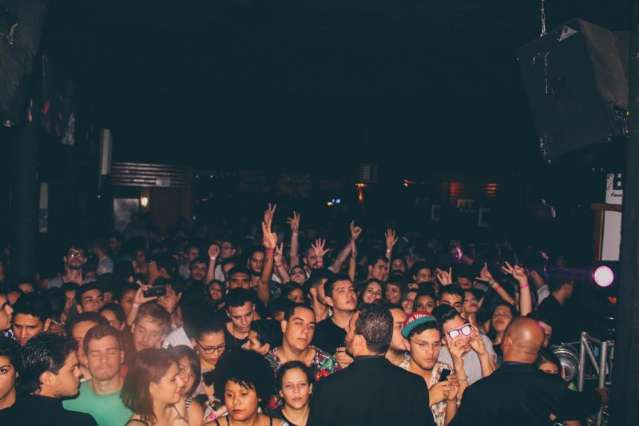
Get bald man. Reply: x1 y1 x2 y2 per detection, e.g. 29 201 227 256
450 318 602 426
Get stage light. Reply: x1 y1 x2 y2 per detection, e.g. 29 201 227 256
593 265 614 288
552 344 579 383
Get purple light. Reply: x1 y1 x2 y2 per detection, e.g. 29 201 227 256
593 266 614 288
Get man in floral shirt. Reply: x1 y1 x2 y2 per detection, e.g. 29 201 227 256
400 313 465 426
266 305 339 380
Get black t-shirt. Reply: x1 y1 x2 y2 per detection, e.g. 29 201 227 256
536 295 572 346
312 317 346 355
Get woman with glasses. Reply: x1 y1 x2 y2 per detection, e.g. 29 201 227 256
206 350 288 426
121 348 188 426
190 313 229 423
170 345 205 426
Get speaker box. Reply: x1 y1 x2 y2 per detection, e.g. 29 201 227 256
517 19 629 161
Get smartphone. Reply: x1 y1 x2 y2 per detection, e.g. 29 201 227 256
440 368 452 381
143 285 166 298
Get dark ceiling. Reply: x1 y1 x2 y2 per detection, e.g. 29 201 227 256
44 0 633 174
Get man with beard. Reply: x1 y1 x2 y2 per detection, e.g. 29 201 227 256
47 244 88 288
385 307 408 366
63 325 132 426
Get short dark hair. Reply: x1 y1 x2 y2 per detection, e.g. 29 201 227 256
432 304 461 327
12 293 50 322
152 253 177 277
324 274 352 298
0 335 20 368
228 266 251 279
117 283 138 302
121 348 176 423
276 360 314 390
387 274 408 290
100 303 126 324
355 305 393 354
18 333 78 395
75 283 103 305
439 284 464 302
225 288 254 309
83 324 122 355
367 254 389 268
250 319 283 348
283 304 314 322
190 257 208 270
135 302 171 333
169 345 201 396
306 269 334 290
66 312 108 337
44 288 66 322
213 349 274 404
192 311 227 341
411 262 433 281
268 297 295 318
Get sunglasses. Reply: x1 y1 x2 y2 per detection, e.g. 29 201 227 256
447 324 472 339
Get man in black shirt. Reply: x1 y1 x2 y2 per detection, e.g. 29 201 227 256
308 305 435 426
450 317 601 426
312 274 356 361
536 273 575 346
225 288 256 348
10 333 97 426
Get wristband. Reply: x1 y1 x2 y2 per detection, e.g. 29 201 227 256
519 283 529 289
132 303 140 308
265 248 275 255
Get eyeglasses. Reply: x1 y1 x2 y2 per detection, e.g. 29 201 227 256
447 324 472 339
196 341 226 354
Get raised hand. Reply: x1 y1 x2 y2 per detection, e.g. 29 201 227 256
311 238 329 259
469 327 487 356
448 336 469 361
262 219 278 250
134 283 159 306
476 262 494 283
208 243 220 259
501 261 527 283
287 211 301 233
385 228 398 251
263 203 277 228
274 243 285 267
436 267 453 286
350 221 363 241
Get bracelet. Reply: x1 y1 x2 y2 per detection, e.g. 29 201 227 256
265 248 275 255
519 283 529 289
132 303 140 308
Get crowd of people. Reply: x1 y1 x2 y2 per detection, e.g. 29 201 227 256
0 204 607 425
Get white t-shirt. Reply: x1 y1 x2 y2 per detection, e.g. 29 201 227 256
162 326 192 349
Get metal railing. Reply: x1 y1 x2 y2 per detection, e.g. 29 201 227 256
578 332 614 426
